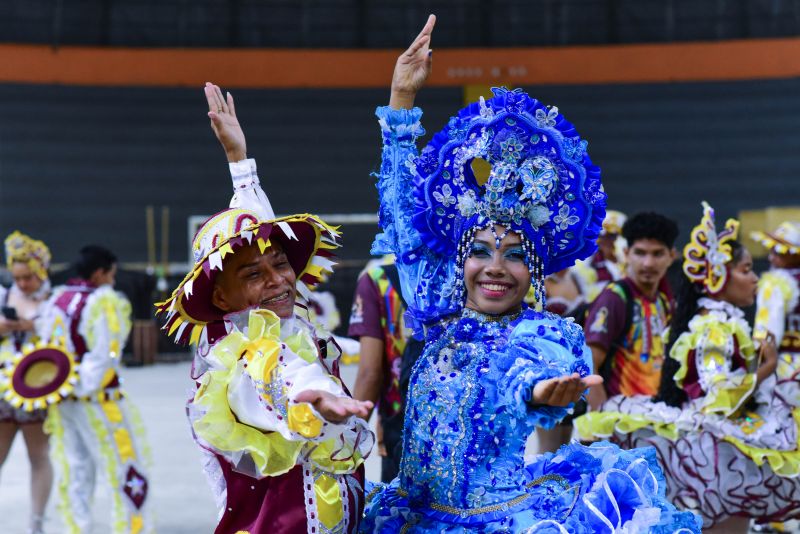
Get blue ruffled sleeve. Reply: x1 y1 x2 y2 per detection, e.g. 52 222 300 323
373 106 460 335
496 315 593 429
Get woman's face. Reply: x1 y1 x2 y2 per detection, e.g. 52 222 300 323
464 226 531 315
717 248 758 308
11 261 43 296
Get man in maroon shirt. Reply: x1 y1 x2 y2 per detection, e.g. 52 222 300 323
585 212 678 409
348 261 410 481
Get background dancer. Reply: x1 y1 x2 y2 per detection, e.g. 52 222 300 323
0 232 53 534
577 202 800 532
752 221 800 402
40 245 152 534
573 210 628 302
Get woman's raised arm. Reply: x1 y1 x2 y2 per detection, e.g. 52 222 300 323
389 14 435 110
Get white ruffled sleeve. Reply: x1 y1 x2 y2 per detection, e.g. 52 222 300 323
73 287 132 397
754 270 800 345
228 158 275 220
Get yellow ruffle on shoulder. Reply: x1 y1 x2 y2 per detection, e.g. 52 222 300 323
671 314 757 416
192 309 366 477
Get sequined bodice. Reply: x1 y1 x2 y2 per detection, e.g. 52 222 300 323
398 308 590 511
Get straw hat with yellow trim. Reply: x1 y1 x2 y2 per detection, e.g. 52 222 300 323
751 221 800 256
156 208 340 346
601 210 627 237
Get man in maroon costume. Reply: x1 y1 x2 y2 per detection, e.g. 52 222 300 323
158 84 373 534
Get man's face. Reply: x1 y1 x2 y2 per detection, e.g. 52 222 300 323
769 251 800 269
597 234 617 260
211 241 297 318
624 238 675 288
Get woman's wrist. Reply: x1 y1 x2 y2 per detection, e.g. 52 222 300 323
389 90 417 110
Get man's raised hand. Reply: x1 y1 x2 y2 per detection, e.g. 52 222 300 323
205 82 247 163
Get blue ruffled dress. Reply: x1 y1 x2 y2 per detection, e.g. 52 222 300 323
360 105 700 533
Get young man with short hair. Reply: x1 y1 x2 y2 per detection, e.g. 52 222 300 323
585 212 678 409
348 259 412 482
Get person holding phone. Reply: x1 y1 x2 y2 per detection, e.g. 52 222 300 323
0 231 53 534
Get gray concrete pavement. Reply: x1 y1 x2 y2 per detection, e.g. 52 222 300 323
0 362 379 533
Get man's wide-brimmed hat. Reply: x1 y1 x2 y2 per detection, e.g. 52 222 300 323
601 210 627 237
751 221 800 256
156 208 339 345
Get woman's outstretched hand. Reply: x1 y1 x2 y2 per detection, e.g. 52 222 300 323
294 390 374 424
532 373 603 407
204 82 247 163
390 14 436 110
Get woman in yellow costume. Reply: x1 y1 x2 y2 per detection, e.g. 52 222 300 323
576 202 800 532
0 231 53 534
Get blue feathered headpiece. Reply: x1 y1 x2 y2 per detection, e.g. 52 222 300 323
411 87 606 276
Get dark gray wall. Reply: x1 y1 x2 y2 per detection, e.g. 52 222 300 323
1 78 799 270
2 0 798 48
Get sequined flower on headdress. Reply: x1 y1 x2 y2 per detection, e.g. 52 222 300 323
412 87 605 276
683 201 740 295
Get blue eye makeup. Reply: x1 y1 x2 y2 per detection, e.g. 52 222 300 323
469 243 493 258
504 247 526 262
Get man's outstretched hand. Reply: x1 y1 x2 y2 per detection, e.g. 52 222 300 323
205 82 247 163
294 390 374 424
532 373 603 407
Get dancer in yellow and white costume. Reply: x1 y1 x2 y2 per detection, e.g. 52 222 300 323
39 246 152 534
576 203 800 530
753 222 800 403
571 209 627 302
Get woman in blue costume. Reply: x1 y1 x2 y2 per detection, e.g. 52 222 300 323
359 15 700 534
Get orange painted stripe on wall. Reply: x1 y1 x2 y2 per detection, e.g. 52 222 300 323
1 38 799 88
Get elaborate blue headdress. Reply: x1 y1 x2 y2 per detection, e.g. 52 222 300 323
411 87 606 303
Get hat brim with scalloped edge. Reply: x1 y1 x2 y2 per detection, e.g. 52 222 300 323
3 342 78 412
751 229 800 256
156 212 339 346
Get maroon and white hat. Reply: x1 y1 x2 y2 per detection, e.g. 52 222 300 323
156 208 339 345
